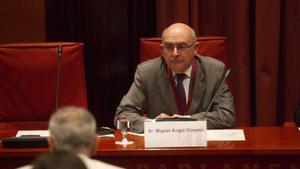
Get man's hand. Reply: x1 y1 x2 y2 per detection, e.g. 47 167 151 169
155 113 191 119
155 113 172 119
172 114 191 118
171 114 181 118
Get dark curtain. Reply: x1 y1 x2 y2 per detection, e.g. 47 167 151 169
45 0 300 127
45 0 156 127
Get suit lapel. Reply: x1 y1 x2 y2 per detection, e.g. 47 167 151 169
187 59 206 114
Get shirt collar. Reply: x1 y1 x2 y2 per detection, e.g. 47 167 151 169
172 65 192 78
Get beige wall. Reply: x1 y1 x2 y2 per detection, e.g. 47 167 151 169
0 0 45 43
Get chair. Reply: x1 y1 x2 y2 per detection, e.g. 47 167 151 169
140 36 229 66
0 42 87 130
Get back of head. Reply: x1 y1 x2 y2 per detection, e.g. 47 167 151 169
49 106 97 154
33 151 87 169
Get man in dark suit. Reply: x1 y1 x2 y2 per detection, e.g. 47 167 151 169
115 23 236 133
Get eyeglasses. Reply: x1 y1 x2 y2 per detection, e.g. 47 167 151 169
161 42 196 53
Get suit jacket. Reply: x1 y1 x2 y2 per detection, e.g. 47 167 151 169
115 55 235 133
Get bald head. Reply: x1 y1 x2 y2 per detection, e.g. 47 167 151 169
162 23 196 43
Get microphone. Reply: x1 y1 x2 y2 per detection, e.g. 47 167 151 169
55 45 63 110
203 68 231 119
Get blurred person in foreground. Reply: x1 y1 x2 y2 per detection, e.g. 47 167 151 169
18 106 124 169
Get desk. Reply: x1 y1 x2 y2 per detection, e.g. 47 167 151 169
1 127 300 169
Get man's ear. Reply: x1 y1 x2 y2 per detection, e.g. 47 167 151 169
47 137 54 152
193 42 198 55
160 44 164 50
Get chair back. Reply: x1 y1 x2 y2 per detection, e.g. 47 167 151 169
140 36 229 66
0 42 87 129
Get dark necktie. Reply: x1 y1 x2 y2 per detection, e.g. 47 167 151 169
176 74 186 113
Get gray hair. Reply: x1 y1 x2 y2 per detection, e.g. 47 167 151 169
49 106 97 153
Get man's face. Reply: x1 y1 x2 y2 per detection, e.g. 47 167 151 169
161 31 197 74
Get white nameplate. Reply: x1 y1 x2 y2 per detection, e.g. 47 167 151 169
144 120 207 148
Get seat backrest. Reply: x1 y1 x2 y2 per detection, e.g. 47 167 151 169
140 36 229 66
0 42 87 123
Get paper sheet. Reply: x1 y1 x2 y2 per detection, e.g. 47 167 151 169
16 130 49 137
98 134 114 138
16 130 114 138
207 129 245 141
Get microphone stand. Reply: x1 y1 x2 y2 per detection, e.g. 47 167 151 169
55 45 63 110
203 68 231 119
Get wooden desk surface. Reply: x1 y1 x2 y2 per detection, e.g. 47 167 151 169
1 127 300 169
97 127 300 156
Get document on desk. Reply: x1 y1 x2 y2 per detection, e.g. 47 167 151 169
129 129 245 141
96 127 115 138
207 129 245 141
16 130 49 137
16 129 114 138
